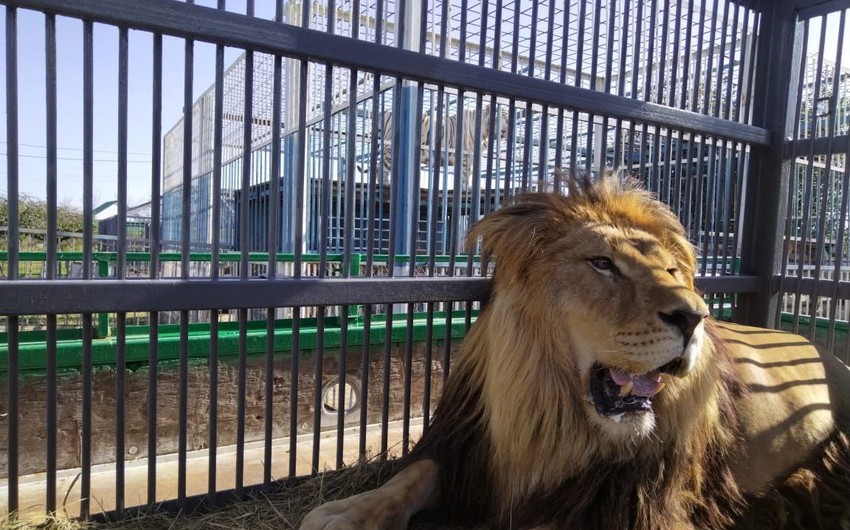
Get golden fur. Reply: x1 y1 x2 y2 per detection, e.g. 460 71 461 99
301 173 850 530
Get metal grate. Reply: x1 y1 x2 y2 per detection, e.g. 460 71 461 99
0 0 830 523
776 4 850 360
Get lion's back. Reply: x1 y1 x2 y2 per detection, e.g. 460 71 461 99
713 320 850 493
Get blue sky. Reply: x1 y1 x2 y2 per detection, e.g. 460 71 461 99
0 1 269 209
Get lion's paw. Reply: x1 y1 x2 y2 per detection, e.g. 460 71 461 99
299 490 409 530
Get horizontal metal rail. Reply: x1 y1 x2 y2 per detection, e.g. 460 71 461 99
0 277 490 314
784 135 850 158
3 0 771 147
779 275 850 300
0 275 756 315
796 0 850 20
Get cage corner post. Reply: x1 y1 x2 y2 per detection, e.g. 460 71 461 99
735 0 801 328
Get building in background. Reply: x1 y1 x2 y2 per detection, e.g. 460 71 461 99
160 0 772 259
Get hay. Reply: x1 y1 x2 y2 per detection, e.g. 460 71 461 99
3 458 476 530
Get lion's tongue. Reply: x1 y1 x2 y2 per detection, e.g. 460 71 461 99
609 367 664 397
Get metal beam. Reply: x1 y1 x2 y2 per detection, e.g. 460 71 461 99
3 0 771 146
796 0 850 20
0 277 491 315
0 275 754 316
780 275 850 300
735 1 801 328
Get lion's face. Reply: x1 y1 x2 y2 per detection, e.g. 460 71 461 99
469 175 709 441
546 221 709 438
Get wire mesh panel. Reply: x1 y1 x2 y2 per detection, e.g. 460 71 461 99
776 4 850 361
0 0 780 523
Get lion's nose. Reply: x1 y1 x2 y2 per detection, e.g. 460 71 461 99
658 309 705 344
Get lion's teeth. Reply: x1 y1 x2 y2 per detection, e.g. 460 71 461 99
619 381 634 396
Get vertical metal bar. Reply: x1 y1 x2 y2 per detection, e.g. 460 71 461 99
544 0 555 81
358 0 381 468
235 1 255 494
236 308 247 491
382 81 404 456
626 0 643 174
701 0 719 115
613 0 630 167
713 0 730 119
151 32 162 276
459 0 469 63
5 7 18 290
420 300 434 433
289 305 300 474
691 0 706 113
115 312 127 515
791 20 817 332
733 8 751 123
642 0 657 190
510 0 521 75
680 0 694 111
6 316 19 515
118 27 128 279
402 298 414 456
212 48 224 277
80 313 92 518
147 311 158 506
264 0 285 486
412 84 425 267
242 52 254 274
289 0 311 474
182 40 193 275
338 13 360 467
45 14 57 280
440 0 449 59
46 313 57 515
505 100 516 198
599 0 616 166
575 0 587 86
742 9 761 124
805 16 836 341
358 303 371 460
669 0 682 109
403 83 425 455
175 22 195 505
729 139 746 271
825 9 847 350
555 0 569 179
288 8 310 481
723 4 740 122
380 298 393 455
79 20 93 516
113 26 130 517
83 21 93 280
313 0 336 473
699 137 716 276
711 140 728 277
44 13 58 516
468 92 483 273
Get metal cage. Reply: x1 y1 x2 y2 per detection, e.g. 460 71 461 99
0 0 848 523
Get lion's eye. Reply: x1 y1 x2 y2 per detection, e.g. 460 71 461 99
589 257 617 273
667 267 679 277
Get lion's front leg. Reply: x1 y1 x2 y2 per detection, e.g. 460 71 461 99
299 459 441 530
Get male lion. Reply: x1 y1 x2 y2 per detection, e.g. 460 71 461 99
302 174 850 529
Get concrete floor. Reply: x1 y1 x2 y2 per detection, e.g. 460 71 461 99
1 419 422 523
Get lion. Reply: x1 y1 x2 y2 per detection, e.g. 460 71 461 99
301 173 850 529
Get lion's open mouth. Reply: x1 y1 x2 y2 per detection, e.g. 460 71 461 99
589 363 666 417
